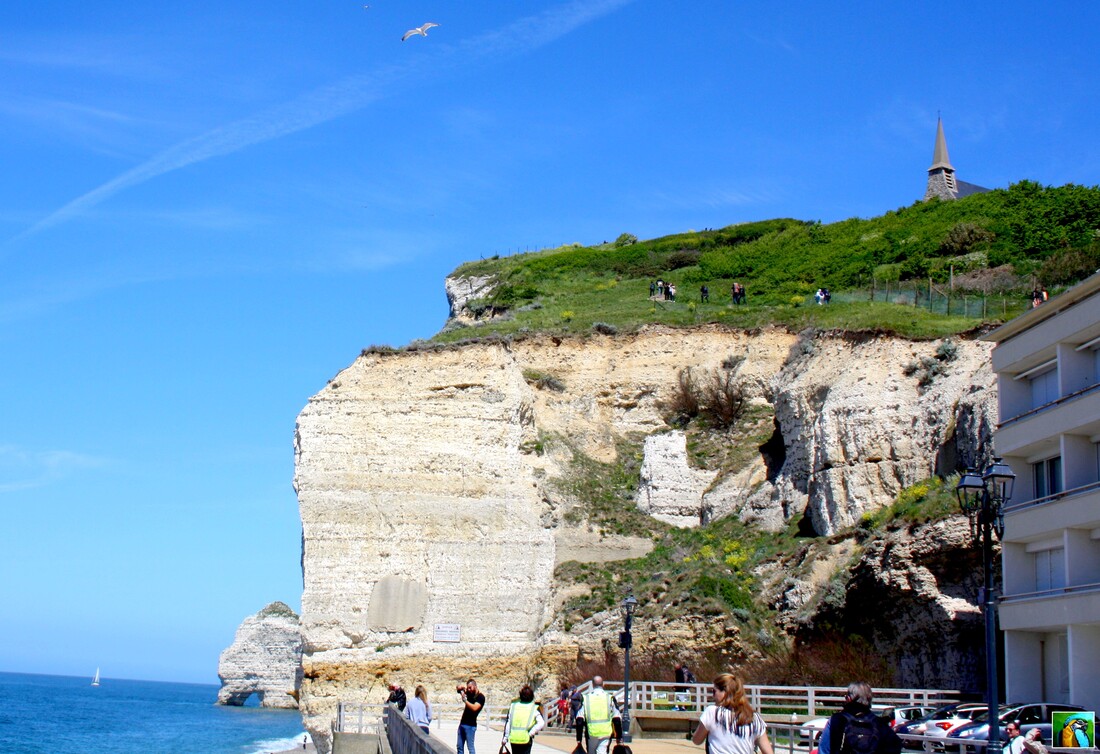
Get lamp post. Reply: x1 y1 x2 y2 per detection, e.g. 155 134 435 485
955 457 1015 750
618 594 638 743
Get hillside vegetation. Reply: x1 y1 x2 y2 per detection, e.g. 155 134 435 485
436 181 1100 342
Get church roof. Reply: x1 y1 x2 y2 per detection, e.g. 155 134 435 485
928 117 954 172
955 180 990 198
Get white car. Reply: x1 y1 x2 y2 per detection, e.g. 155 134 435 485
799 705 894 746
909 704 992 752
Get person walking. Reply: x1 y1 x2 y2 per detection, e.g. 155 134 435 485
405 685 432 735
575 676 623 754
569 686 583 730
700 285 710 303
692 673 772 754
503 685 546 754
457 678 486 754
816 682 901 754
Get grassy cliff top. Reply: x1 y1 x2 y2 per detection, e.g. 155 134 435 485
435 181 1100 342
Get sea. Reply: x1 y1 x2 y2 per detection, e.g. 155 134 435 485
0 672 309 754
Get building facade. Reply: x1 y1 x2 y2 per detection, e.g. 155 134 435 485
985 272 1100 713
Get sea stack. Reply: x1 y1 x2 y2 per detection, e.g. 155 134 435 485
217 601 303 709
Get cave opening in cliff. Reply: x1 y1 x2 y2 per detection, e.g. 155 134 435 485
759 416 786 481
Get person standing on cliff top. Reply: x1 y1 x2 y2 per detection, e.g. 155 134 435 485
457 678 486 754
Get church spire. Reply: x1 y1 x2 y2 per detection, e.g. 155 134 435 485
924 117 958 201
929 117 954 172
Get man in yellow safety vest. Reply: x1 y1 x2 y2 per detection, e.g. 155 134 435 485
574 676 623 754
503 685 546 754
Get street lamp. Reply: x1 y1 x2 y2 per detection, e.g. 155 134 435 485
618 594 638 743
955 457 1015 749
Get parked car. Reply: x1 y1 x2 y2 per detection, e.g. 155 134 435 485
897 704 975 750
904 703 990 752
897 700 976 748
882 706 938 729
949 703 1088 748
799 705 894 745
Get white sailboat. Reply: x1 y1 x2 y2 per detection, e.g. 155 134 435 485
91 668 100 687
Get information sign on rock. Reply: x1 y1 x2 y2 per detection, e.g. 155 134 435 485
433 624 461 643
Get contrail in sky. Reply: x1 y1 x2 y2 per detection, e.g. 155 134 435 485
11 0 634 243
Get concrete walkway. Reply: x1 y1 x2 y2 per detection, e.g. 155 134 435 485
429 720 699 754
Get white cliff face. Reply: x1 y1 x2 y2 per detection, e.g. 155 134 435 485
445 274 496 322
217 602 302 709
757 335 996 535
293 325 996 752
635 431 713 527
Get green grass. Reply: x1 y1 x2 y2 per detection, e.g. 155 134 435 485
555 436 662 539
434 182 1100 343
434 277 996 343
858 475 962 531
556 511 808 629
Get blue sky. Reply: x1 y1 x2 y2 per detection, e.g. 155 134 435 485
1 1 1098 684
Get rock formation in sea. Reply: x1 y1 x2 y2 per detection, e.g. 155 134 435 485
293 276 998 751
217 601 303 709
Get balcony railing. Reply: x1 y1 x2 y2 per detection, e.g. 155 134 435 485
1001 580 1100 604
998 382 1100 430
1003 479 1100 515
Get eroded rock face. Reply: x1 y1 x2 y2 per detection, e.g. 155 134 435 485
445 274 496 322
793 517 989 688
217 602 302 709
293 325 996 751
635 431 713 527
755 334 997 535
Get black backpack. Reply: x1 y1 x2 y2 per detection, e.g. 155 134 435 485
839 712 881 754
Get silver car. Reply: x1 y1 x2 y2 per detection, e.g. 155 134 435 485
908 704 990 752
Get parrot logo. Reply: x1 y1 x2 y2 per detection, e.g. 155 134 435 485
1060 718 1090 748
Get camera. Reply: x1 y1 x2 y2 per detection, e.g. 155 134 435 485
457 685 465 694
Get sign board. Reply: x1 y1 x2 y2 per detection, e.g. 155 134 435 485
434 624 461 643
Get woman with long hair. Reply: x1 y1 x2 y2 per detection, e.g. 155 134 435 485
405 684 432 735
692 674 774 754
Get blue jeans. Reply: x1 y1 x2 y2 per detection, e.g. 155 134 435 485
458 724 477 754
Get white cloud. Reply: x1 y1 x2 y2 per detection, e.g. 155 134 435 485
0 445 110 493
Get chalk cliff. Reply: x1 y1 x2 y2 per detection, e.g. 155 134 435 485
293 317 996 752
217 602 302 709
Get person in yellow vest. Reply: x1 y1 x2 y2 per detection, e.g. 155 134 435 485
575 676 623 754
503 685 546 754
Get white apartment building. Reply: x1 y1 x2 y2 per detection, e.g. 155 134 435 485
985 271 1100 714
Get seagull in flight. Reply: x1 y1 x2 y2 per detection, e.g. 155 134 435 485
402 22 439 41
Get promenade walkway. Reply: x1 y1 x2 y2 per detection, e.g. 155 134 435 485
429 719 697 754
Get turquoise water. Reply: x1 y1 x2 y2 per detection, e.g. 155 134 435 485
0 672 308 753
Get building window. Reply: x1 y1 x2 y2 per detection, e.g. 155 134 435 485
1030 367 1059 408
1035 547 1066 591
1034 456 1063 499
1058 634 1070 694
